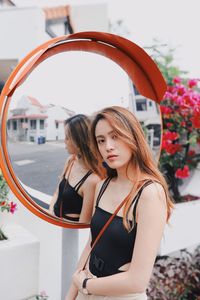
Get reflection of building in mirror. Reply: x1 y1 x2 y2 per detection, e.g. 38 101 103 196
7 95 75 143
129 82 161 158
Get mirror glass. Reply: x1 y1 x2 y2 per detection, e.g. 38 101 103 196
6 51 161 224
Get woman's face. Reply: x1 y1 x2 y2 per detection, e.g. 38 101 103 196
64 125 77 154
95 119 132 170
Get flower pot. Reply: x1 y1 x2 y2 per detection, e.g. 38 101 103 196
0 223 40 300
159 199 200 255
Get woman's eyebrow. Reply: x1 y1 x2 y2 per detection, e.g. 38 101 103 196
96 130 114 138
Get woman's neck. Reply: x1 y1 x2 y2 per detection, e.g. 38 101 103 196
74 155 87 171
115 164 135 183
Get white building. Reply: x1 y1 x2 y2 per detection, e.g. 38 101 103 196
45 103 74 141
7 95 74 142
129 82 161 150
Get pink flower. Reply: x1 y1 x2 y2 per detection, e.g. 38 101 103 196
188 79 198 88
173 77 181 84
177 85 186 96
9 202 17 214
40 290 47 297
175 165 190 179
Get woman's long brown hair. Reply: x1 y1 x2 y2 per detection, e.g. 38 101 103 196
90 106 174 231
65 114 104 178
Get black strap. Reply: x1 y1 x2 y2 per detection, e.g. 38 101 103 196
74 170 92 192
132 180 153 221
96 177 112 207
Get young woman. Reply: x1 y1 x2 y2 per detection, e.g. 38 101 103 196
49 114 102 223
65 106 173 299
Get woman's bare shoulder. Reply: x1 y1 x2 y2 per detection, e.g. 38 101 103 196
139 181 167 208
86 173 101 185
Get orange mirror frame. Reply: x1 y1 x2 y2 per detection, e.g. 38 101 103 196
0 31 167 228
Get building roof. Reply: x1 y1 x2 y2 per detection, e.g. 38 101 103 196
43 5 70 20
9 114 48 120
27 96 44 108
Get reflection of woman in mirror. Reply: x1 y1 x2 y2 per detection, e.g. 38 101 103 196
66 106 174 300
49 114 101 223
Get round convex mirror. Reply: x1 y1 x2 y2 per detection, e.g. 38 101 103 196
0 32 166 228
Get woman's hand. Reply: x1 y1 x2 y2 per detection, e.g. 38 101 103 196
72 269 88 292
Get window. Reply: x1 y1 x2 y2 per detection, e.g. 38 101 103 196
13 120 17 130
30 120 36 130
40 120 44 129
136 99 147 111
55 122 59 129
7 120 10 130
44 6 74 38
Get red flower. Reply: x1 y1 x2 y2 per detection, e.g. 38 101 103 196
180 121 186 126
175 165 190 179
165 143 182 155
160 106 173 114
9 202 17 214
166 122 173 128
0 201 6 206
163 131 179 141
191 116 200 128
188 150 196 156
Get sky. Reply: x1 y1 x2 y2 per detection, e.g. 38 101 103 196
11 52 130 113
106 0 200 78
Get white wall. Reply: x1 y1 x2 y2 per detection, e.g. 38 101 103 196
0 7 46 60
71 3 108 32
0 223 39 300
160 200 200 255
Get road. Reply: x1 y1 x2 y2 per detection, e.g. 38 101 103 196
8 141 69 197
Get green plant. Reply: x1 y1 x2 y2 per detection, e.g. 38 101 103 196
0 169 17 240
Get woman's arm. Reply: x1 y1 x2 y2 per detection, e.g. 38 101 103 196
49 156 72 214
49 187 59 215
65 179 104 300
73 182 167 296
79 175 101 223
65 234 92 300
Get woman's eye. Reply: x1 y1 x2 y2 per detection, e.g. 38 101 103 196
112 134 118 140
97 139 104 144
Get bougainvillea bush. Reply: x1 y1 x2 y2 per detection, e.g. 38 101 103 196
0 169 17 240
147 245 200 300
159 77 200 202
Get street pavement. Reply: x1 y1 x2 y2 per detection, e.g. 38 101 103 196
8 141 69 197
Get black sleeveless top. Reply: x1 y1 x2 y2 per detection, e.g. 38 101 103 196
53 169 92 222
89 177 153 277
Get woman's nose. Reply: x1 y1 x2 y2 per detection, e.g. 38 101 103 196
105 138 114 151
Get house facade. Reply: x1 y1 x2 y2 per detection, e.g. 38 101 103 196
7 95 74 142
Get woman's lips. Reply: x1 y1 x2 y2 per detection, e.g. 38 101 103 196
107 155 118 161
